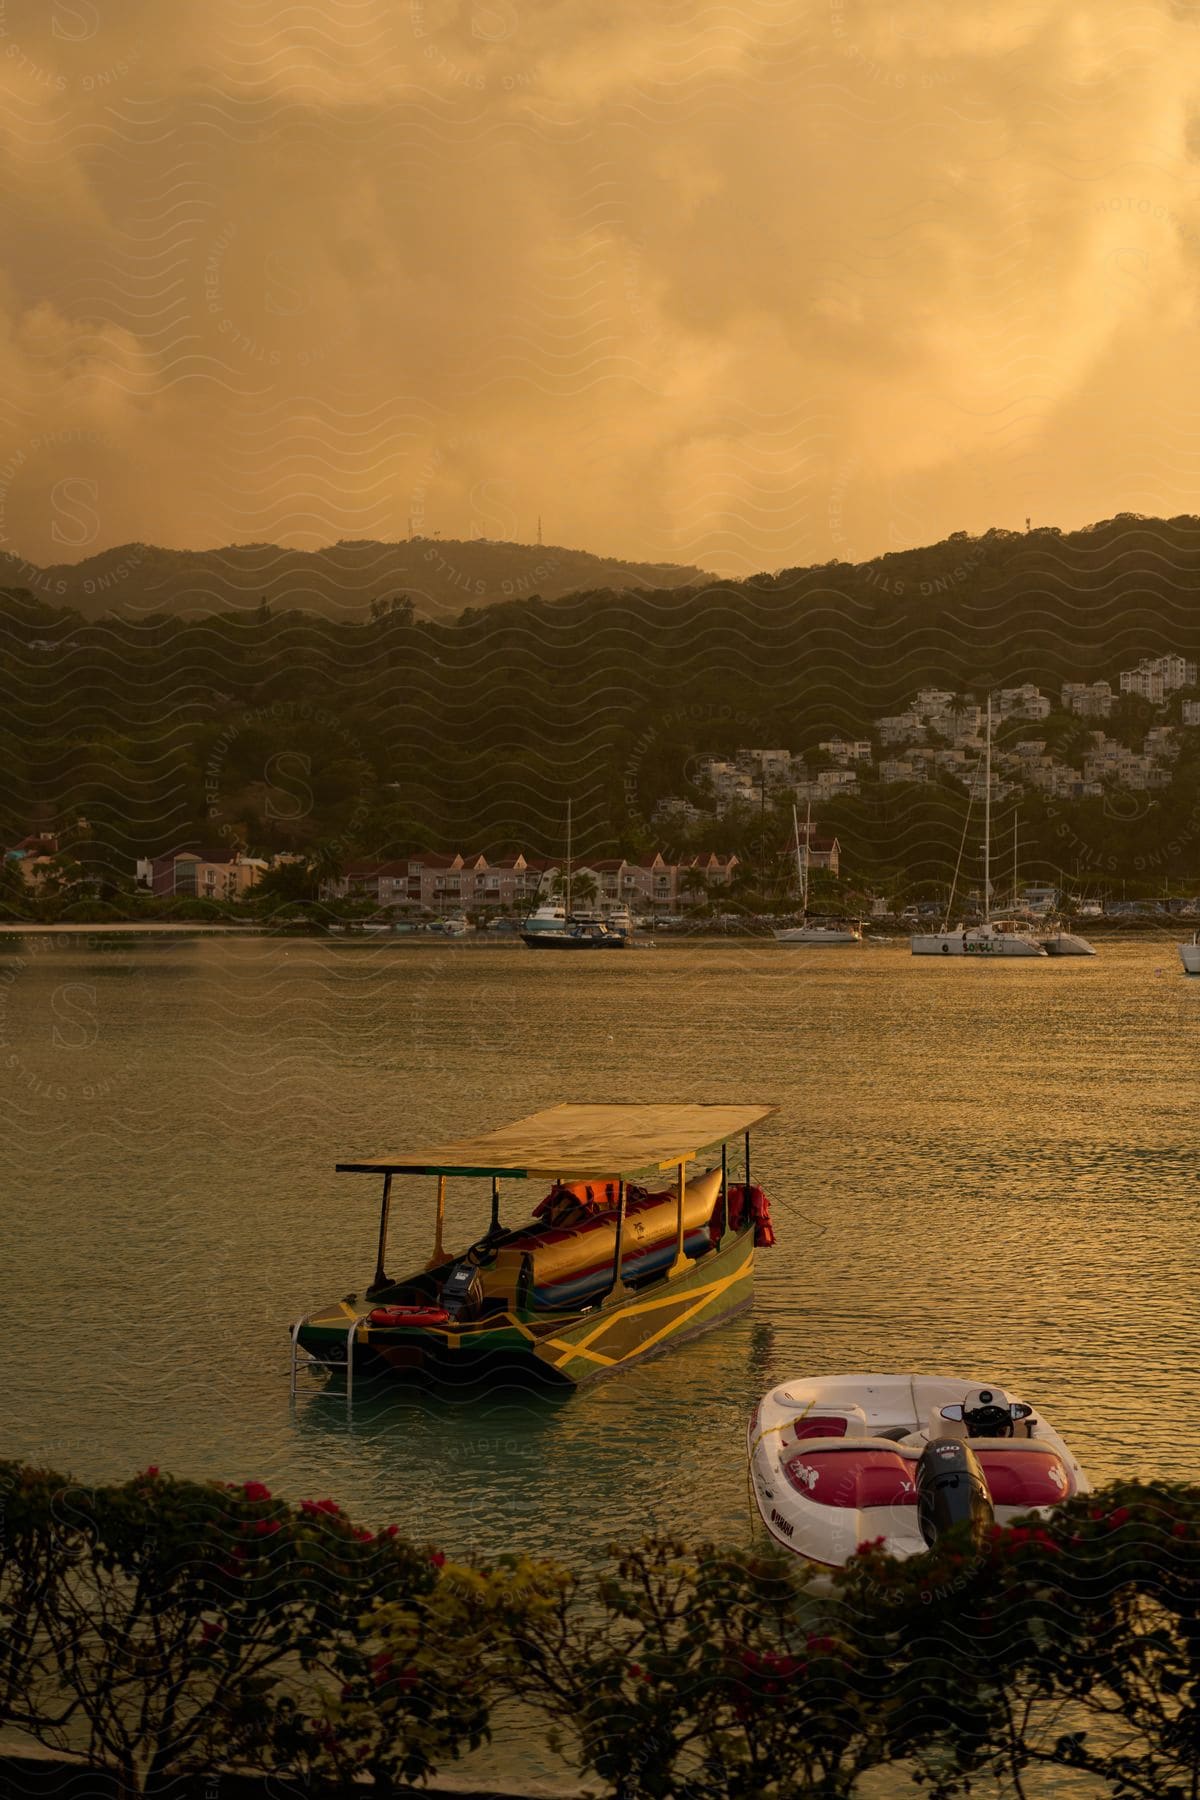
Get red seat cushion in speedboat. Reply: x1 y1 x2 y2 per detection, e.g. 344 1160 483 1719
784 1448 918 1507
977 1448 1073 1506
791 1416 849 1441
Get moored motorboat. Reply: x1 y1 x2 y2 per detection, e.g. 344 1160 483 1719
521 900 569 935
1180 930 1200 974
748 1372 1089 1566
292 1102 776 1395
521 920 626 950
520 800 630 949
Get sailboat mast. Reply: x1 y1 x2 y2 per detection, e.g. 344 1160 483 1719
792 804 803 904
803 797 811 917
565 799 572 918
983 695 992 922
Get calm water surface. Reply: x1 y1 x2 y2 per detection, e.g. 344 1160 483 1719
4 933 1196 1563
5 933 1196 1794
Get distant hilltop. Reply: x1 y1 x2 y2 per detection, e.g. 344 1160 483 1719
0 536 714 621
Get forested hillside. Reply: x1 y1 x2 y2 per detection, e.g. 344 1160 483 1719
6 512 1200 898
0 537 711 621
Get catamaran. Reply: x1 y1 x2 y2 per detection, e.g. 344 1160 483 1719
774 801 862 945
912 698 1047 957
291 1102 776 1394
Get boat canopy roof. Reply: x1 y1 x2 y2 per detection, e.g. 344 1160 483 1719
336 1102 775 1180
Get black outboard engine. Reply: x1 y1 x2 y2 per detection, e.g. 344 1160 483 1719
917 1438 994 1550
441 1258 484 1321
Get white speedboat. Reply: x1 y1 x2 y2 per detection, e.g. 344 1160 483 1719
912 919 1047 957
1180 931 1200 974
775 920 863 945
748 1372 1089 1567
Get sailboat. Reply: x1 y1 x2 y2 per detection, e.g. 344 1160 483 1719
774 801 862 945
520 801 626 951
911 697 1046 957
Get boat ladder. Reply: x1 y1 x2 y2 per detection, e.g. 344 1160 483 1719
289 1310 370 1414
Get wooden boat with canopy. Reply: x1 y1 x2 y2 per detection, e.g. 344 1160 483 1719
291 1102 776 1393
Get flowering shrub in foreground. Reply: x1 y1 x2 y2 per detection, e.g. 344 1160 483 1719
0 1461 488 1797
3 1462 1200 1797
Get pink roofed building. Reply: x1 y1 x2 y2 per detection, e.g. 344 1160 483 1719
324 850 740 914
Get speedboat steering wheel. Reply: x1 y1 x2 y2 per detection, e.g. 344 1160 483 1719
963 1390 1015 1438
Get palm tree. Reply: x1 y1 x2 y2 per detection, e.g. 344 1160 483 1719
310 841 346 896
678 867 710 910
552 870 598 908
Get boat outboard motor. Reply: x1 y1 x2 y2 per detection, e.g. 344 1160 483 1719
440 1258 484 1321
916 1438 993 1550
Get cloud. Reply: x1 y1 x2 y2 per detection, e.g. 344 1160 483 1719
0 0 1197 575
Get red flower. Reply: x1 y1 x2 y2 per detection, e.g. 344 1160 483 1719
1108 1507 1130 1529
301 1497 342 1517
354 1527 374 1542
142 1466 159 1480
381 1524 399 1539
430 1550 446 1568
200 1621 223 1643
254 1518 280 1537
243 1480 272 1502
1173 1521 1190 1538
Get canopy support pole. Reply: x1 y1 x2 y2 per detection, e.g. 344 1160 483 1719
425 1175 447 1270
608 1180 630 1299
372 1174 393 1289
488 1176 501 1237
669 1159 689 1276
718 1142 728 1244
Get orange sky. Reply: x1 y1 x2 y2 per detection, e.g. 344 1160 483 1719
0 0 1196 576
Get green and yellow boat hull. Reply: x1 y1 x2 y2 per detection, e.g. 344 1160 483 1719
296 1226 755 1391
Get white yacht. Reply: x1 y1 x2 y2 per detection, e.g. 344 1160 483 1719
774 802 862 946
912 698 1047 958
776 921 863 945
520 900 569 935
1179 931 1200 974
